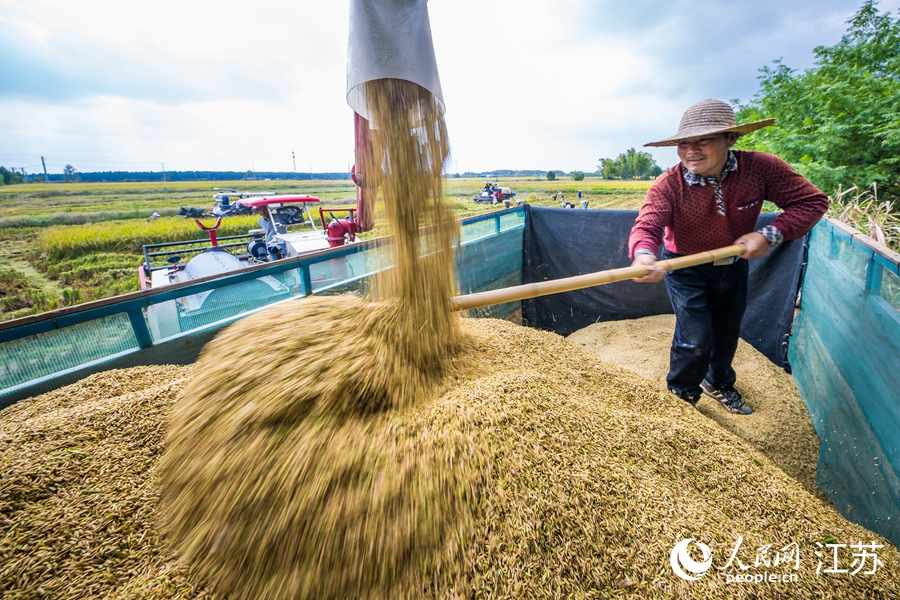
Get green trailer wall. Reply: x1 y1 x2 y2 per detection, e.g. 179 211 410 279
789 218 900 545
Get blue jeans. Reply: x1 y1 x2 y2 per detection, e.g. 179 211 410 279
662 249 748 397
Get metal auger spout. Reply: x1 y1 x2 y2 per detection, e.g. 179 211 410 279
346 0 444 121
346 0 445 235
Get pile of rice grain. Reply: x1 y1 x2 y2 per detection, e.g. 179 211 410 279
0 366 209 600
567 314 823 499
157 296 482 600
2 321 898 599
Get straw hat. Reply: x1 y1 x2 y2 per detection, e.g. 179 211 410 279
644 99 775 147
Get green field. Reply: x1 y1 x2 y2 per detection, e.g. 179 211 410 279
0 177 650 322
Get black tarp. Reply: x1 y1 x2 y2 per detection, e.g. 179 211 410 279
521 206 808 369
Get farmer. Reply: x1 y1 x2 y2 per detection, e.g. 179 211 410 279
628 99 828 415
255 204 286 261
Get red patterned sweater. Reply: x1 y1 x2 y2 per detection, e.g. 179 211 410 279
628 150 828 260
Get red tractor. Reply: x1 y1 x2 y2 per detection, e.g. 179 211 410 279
474 182 516 205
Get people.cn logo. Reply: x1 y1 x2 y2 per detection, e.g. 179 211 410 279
670 538 713 581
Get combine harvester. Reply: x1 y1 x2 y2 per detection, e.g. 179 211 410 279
176 188 274 218
1 0 899 557
474 182 517 205
138 194 365 336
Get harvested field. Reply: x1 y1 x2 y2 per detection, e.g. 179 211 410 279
567 314 823 500
2 318 897 599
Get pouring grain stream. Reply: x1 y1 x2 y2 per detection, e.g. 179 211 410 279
157 78 472 600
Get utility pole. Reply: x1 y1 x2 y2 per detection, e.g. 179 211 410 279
41 157 49 182
161 163 167 182
292 150 297 177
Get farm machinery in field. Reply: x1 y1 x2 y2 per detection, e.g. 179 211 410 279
175 189 274 219
139 194 366 334
140 195 368 288
474 183 517 206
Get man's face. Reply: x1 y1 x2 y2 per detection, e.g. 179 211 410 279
677 133 737 178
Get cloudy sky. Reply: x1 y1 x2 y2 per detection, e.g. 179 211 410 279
1 0 897 176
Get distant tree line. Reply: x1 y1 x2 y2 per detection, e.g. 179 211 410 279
597 148 663 180
735 0 900 203
542 170 584 181
456 169 557 178
63 164 80 182
5 166 601 184
11 170 353 183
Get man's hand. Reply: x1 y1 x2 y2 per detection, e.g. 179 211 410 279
631 253 665 283
734 232 772 259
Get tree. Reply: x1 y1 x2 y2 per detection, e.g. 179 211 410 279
547 171 556 181
599 158 620 180
571 171 585 181
597 149 662 180
735 1 900 203
63 164 79 182
0 166 24 185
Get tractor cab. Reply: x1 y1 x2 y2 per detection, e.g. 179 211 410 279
140 194 363 295
241 195 334 259
139 195 338 336
211 188 274 218
140 195 328 290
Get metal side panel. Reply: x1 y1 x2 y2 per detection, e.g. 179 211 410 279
788 220 900 546
0 294 312 409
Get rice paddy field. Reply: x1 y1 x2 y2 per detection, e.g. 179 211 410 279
0 178 648 322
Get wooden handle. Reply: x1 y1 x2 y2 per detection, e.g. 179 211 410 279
451 244 745 312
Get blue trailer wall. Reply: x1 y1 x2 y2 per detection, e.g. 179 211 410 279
789 218 900 546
